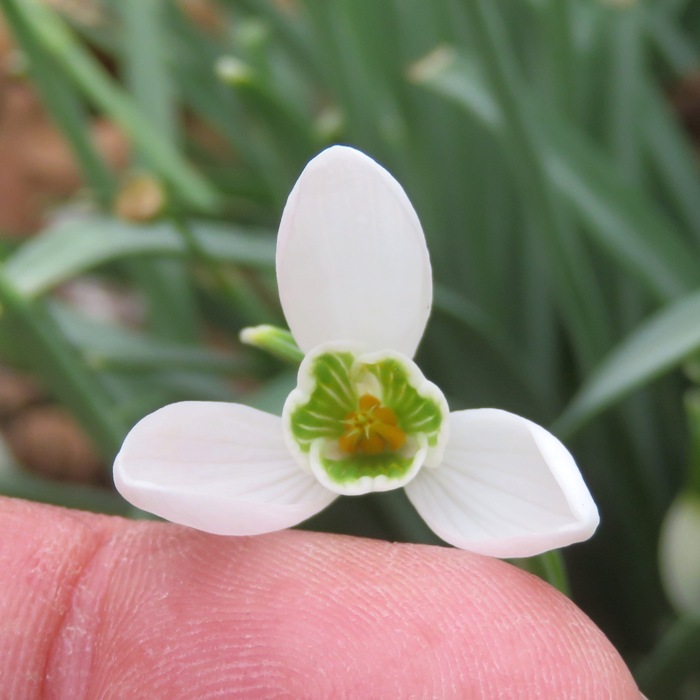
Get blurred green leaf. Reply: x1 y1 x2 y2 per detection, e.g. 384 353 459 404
0 0 221 212
53 306 250 375
119 0 179 145
4 217 275 298
0 275 127 457
556 289 700 437
413 47 699 301
636 615 700 698
0 0 114 206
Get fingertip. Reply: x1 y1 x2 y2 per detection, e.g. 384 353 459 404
0 498 640 698
0 497 119 696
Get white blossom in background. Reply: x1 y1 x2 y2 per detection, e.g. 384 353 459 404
660 493 700 614
114 145 599 558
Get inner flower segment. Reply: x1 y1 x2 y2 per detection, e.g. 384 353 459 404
339 394 406 455
283 347 449 496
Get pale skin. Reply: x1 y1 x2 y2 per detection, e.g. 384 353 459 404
0 497 641 698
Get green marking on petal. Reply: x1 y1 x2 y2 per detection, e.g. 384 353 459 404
366 358 444 447
285 347 448 494
320 452 415 484
289 351 357 451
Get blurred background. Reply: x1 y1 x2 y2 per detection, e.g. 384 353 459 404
1 0 700 695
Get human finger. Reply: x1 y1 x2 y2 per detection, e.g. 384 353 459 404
0 497 640 699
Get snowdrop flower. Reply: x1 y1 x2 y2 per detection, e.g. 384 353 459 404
114 146 599 558
659 493 700 614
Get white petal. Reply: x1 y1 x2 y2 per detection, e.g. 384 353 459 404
405 409 599 558
276 145 432 357
114 402 336 535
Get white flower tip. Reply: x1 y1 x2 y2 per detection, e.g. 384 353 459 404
529 422 600 541
276 145 432 357
405 409 600 559
299 144 380 172
278 147 388 241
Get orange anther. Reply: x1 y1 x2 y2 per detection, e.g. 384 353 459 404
339 394 406 455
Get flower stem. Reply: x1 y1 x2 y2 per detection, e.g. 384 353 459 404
513 550 571 596
684 390 700 496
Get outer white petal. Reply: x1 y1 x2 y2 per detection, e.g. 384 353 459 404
114 402 336 536
404 409 599 558
276 145 432 357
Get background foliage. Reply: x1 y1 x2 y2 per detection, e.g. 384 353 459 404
1 0 700 694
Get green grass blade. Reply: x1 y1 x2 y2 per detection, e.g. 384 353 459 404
120 0 179 144
641 83 700 246
453 1 612 368
0 0 114 206
413 48 699 301
54 307 249 375
0 0 221 212
0 456 130 515
514 550 571 596
4 217 275 298
636 615 700 697
0 274 126 457
118 0 202 342
644 5 699 75
556 289 700 437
